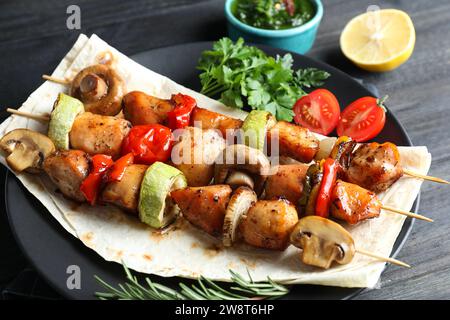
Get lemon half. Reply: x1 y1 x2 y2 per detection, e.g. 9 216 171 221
340 9 415 72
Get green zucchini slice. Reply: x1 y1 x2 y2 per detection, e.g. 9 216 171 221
138 162 187 229
240 110 276 151
47 93 84 150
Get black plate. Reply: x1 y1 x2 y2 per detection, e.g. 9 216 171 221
5 42 417 300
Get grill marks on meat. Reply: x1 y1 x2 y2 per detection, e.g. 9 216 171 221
122 91 174 126
239 199 298 250
101 164 148 213
330 180 381 224
191 107 243 138
43 150 90 202
171 185 232 237
345 142 403 193
267 121 319 163
69 112 131 159
264 164 309 204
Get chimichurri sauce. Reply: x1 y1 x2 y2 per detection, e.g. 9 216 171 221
232 0 315 30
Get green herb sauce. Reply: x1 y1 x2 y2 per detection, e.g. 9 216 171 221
232 0 315 30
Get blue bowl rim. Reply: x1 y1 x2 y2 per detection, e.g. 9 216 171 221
225 0 323 38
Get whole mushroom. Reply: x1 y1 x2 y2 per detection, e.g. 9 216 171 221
214 144 272 196
290 216 355 269
0 129 55 173
70 64 125 116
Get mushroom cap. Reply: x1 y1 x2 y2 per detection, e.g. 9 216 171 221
214 144 271 179
0 129 55 173
290 216 355 269
225 170 255 190
70 64 124 116
214 144 272 196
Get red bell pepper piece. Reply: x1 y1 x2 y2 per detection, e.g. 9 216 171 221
80 154 114 205
167 93 197 130
315 158 339 217
107 153 134 182
121 124 172 165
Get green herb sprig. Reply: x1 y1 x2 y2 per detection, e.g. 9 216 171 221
198 37 330 122
95 264 289 300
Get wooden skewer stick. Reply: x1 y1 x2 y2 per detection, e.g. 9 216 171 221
403 168 449 185
6 108 50 122
356 248 411 268
381 205 433 222
42 74 70 85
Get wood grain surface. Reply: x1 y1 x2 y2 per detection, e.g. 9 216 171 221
0 0 449 299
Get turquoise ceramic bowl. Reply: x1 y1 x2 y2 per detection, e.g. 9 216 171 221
225 0 323 54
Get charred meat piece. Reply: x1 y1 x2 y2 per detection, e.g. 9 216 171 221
191 107 243 138
267 121 319 163
69 112 131 159
101 164 148 213
171 185 232 236
239 199 298 250
122 91 174 125
264 164 309 204
43 149 90 202
345 142 403 193
330 180 381 225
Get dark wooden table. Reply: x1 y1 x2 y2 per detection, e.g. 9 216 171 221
0 0 449 300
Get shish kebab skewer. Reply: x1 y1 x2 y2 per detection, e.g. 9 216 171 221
3 67 438 189
213 144 432 223
195 108 448 187
8 94 131 159
1 109 439 222
0 124 428 226
8 89 448 188
0 133 409 269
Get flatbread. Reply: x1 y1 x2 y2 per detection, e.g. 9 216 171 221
0 34 431 288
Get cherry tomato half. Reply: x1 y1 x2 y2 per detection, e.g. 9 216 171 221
121 124 172 165
337 96 386 142
293 89 340 135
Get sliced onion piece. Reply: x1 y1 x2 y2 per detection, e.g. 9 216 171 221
222 186 257 247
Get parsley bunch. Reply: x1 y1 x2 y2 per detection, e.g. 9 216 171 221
198 37 330 121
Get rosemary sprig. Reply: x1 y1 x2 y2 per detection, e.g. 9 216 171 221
94 264 290 300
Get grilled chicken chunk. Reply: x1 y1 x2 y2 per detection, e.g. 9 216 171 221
264 164 309 204
43 150 89 202
122 91 174 126
101 164 148 213
345 142 403 194
330 180 381 225
171 185 232 236
267 121 319 163
69 112 131 159
239 199 298 250
171 126 226 187
191 107 243 138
